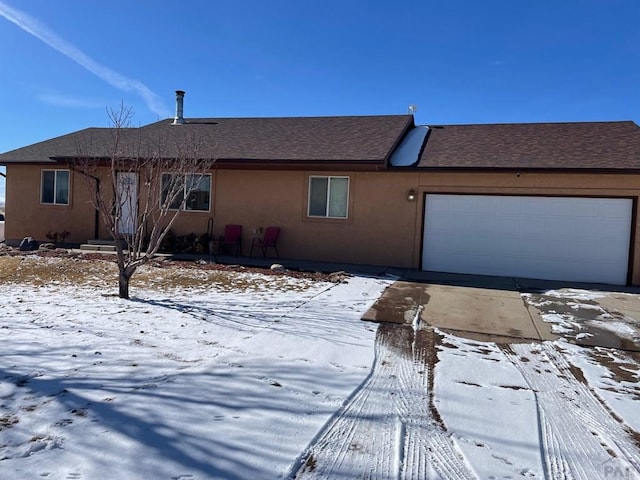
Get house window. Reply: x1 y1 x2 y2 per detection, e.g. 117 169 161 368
308 176 349 218
41 170 70 205
161 173 211 211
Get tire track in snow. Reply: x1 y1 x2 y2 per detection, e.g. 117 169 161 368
393 328 475 480
290 325 401 479
292 324 475 479
504 343 640 479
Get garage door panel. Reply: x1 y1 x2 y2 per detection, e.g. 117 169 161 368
567 204 589 217
549 239 598 262
477 196 513 214
428 195 452 212
566 198 597 217
502 216 522 236
423 194 632 285
597 244 630 264
565 217 602 237
464 215 484 232
600 217 633 233
496 239 525 257
426 235 457 254
449 195 477 212
517 216 547 237
597 199 632 217
544 198 573 216
542 239 570 259
520 198 549 215
475 198 496 213
427 214 451 232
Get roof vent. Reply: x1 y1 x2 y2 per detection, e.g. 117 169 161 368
172 90 185 125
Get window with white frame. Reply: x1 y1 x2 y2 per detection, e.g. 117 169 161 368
308 176 349 218
161 173 211 211
41 169 70 205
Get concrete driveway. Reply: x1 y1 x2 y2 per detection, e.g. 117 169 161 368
362 272 640 351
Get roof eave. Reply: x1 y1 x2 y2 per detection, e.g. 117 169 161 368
0 158 58 165
214 158 385 171
48 156 386 172
390 165 640 174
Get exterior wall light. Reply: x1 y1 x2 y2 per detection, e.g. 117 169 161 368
407 189 416 202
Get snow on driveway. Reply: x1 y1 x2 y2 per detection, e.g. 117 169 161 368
295 324 640 479
0 257 639 479
293 324 475 480
505 343 639 478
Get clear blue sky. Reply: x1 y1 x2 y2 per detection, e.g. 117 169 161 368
0 0 639 200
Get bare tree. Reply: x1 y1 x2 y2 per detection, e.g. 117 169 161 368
73 104 214 299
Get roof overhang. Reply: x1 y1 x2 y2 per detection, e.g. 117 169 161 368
385 166 640 174
44 156 386 172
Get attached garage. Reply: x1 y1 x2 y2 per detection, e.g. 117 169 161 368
422 194 633 285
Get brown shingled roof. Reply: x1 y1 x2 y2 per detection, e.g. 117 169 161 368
0 115 414 166
418 121 640 170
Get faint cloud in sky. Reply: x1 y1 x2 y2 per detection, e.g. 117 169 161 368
0 1 169 117
38 92 105 109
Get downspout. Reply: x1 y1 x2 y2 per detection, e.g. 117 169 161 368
92 176 100 240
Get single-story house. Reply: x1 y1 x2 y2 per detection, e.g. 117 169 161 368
1 91 640 285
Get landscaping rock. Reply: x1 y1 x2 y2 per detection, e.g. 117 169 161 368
18 237 38 251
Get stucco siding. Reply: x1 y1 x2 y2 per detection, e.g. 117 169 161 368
5 165 640 284
5 164 98 244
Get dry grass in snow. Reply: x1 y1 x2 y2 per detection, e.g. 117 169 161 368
0 253 321 293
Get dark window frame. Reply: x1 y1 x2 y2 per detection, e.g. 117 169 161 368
307 175 350 219
161 173 212 212
41 169 70 205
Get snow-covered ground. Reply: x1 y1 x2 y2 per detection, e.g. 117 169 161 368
0 256 639 479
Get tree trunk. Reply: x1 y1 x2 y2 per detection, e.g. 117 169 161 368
118 271 130 299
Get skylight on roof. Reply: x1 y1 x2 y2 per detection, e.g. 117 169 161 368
389 126 428 167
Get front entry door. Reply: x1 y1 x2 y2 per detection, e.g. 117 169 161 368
116 172 138 236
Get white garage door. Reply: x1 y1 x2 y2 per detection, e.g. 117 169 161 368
422 194 633 285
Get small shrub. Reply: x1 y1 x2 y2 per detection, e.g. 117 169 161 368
45 230 70 246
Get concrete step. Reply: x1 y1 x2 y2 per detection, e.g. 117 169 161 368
80 243 116 252
87 239 116 246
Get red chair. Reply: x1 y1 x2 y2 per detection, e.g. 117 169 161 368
250 227 280 259
219 224 242 256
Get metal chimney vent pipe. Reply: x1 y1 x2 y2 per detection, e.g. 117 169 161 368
172 90 185 125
